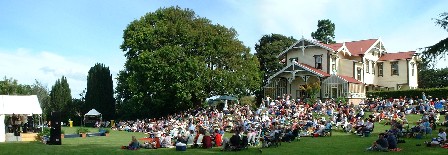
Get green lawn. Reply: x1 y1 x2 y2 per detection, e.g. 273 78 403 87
0 114 446 155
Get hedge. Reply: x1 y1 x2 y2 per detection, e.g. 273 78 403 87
366 87 448 100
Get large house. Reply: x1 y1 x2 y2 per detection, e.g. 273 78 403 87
264 37 419 103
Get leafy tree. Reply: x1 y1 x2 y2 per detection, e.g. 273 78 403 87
254 34 296 105
0 76 33 95
311 19 336 44
31 80 51 119
49 76 72 121
422 12 448 65
85 63 115 120
418 67 448 88
117 6 261 119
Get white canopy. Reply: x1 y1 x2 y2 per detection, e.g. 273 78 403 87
0 95 42 115
0 95 42 142
85 109 101 116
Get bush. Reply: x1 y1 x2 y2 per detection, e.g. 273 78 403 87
367 87 448 100
76 127 90 134
37 127 50 138
240 96 257 109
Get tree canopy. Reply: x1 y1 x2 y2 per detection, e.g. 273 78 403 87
254 34 296 104
255 34 297 84
117 6 261 119
85 63 115 120
311 19 336 44
49 76 72 120
421 12 448 67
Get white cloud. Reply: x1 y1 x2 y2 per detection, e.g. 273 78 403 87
0 48 91 97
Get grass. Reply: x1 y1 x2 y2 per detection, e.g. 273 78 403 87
0 114 446 155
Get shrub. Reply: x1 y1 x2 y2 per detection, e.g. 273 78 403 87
366 87 448 100
76 127 90 134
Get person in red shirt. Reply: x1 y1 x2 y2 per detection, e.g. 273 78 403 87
214 129 222 146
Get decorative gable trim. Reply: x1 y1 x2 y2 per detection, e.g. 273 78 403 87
277 37 335 58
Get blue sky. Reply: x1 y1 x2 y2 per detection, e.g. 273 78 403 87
1 0 447 97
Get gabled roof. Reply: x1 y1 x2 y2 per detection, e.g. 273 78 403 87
337 75 362 84
297 63 330 77
378 51 416 61
277 37 335 58
277 38 380 58
344 39 379 56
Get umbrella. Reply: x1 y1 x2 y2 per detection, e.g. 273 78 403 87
214 95 238 101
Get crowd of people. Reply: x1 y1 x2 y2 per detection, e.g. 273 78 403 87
113 93 448 151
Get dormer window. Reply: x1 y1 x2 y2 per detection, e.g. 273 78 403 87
314 55 322 69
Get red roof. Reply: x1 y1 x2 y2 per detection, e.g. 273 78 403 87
321 43 343 51
338 75 362 84
378 51 416 61
344 39 378 56
319 39 378 56
298 63 330 77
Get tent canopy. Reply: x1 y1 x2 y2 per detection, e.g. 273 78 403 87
0 95 42 115
85 109 101 116
208 95 238 101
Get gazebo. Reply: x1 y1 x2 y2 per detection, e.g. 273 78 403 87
83 109 102 127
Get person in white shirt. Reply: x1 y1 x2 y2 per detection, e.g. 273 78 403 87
437 128 447 143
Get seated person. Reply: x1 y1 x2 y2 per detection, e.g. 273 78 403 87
229 132 241 148
435 128 447 144
362 119 374 134
221 132 240 151
161 133 172 148
386 133 397 150
366 133 389 152
202 132 212 149
214 129 222 146
128 136 140 150
314 123 325 136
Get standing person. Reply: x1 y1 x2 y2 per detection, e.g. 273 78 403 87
366 133 389 152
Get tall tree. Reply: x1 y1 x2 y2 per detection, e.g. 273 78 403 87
85 63 115 120
254 34 297 105
31 80 51 119
117 6 261 119
49 76 72 121
311 19 336 44
422 12 448 67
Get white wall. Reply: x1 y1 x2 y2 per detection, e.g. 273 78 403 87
377 60 408 90
0 115 5 142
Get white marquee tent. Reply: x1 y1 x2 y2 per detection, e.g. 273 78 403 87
0 95 42 142
84 109 102 127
